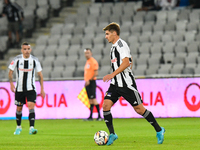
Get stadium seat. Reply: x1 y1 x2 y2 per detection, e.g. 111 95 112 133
50 24 64 35
100 56 111 66
44 45 57 57
47 35 61 45
42 66 52 79
182 67 195 75
53 56 68 68
62 23 74 35
178 9 190 21
157 64 172 74
98 65 111 78
161 34 173 42
67 45 81 57
167 11 178 22
163 53 175 64
36 35 49 46
150 34 161 43
76 59 86 68
42 56 55 68
62 66 76 78
73 68 84 77
133 11 145 22
170 64 184 75
145 65 159 76
65 56 78 67
133 64 147 76
32 45 46 57
156 11 167 22
58 35 71 46
150 44 163 54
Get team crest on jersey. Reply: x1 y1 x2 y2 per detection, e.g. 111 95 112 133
10 61 14 65
20 63 23 66
87 64 90 68
111 58 117 63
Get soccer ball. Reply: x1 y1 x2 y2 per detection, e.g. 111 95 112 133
94 130 109 145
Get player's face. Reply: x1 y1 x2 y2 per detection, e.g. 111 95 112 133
105 30 115 44
21 45 32 58
84 50 92 59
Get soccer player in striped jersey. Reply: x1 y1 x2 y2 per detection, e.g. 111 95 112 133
8 42 45 135
102 22 165 145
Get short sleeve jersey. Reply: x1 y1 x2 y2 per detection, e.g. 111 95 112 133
84 57 99 81
110 38 135 88
8 54 42 92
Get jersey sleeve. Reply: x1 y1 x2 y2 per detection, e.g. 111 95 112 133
8 58 17 71
119 45 131 60
36 60 42 72
93 59 99 70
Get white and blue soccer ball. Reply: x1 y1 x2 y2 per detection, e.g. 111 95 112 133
94 130 108 146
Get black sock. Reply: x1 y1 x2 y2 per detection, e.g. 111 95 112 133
29 109 35 127
103 110 115 134
95 104 101 118
89 104 94 118
142 109 161 132
16 111 22 126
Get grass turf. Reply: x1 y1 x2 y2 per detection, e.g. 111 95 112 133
0 118 199 150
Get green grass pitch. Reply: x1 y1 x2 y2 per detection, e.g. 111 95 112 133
0 118 200 150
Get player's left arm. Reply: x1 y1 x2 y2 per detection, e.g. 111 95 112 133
37 71 45 99
103 57 129 82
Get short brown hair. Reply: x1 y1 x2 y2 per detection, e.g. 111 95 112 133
21 42 31 48
103 22 120 36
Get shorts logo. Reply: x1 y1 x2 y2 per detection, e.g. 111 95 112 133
15 100 23 106
106 92 111 97
133 101 137 104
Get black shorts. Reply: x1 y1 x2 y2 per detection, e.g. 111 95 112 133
85 80 96 99
104 84 143 106
15 90 36 106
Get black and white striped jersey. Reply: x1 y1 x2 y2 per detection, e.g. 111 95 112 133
8 54 42 92
110 38 136 89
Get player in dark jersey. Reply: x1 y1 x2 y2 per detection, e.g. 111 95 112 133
8 42 45 135
102 22 165 145
1 0 24 47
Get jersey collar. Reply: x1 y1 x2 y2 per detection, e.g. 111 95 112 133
112 38 121 47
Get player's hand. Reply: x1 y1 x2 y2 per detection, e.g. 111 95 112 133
10 83 15 92
40 90 45 99
85 80 90 86
103 74 114 82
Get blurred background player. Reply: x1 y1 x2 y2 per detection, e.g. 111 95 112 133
1 0 24 48
84 48 102 121
102 22 165 145
8 42 45 135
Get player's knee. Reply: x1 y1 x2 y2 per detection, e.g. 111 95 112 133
102 102 111 111
16 106 22 112
134 107 144 115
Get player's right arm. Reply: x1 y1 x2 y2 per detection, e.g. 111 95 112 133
8 58 18 92
8 69 15 92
